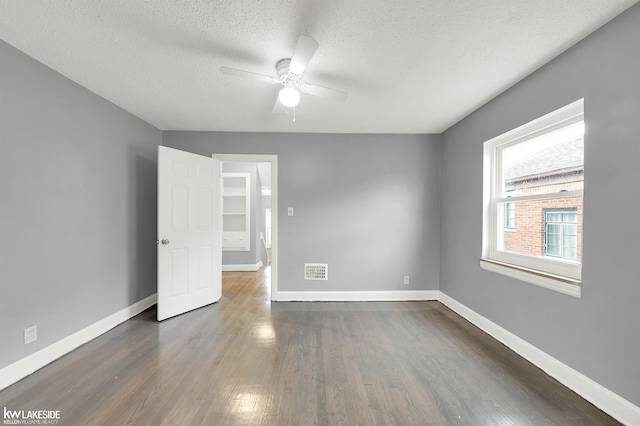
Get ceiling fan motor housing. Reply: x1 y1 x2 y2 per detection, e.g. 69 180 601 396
276 59 299 85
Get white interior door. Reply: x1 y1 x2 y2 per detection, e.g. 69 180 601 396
157 146 221 321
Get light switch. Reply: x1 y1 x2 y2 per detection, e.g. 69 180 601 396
287 207 294 216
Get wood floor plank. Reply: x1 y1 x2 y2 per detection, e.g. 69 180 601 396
0 268 620 425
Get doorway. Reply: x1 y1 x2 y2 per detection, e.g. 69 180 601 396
213 154 278 301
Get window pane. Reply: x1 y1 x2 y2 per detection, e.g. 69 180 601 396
546 244 561 257
547 225 561 243
564 247 577 260
501 123 584 197
498 199 582 262
547 212 563 222
563 224 578 260
563 224 577 237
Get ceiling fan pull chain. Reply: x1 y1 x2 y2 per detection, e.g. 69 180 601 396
293 106 296 123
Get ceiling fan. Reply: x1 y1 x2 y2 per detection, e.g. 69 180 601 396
220 35 348 114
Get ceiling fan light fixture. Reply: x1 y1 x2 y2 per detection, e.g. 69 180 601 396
278 86 300 107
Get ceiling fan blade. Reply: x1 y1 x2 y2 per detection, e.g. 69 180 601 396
300 83 348 103
219 66 279 84
288 35 319 75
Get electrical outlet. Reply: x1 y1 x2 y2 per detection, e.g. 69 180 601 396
403 276 410 285
24 325 37 345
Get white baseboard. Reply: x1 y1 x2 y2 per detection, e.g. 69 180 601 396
274 290 439 302
0 293 157 391
438 292 640 426
3 289 637 424
222 261 263 272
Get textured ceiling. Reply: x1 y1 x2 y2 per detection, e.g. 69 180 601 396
1 1 637 133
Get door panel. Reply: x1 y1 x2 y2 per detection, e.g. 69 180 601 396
158 146 221 321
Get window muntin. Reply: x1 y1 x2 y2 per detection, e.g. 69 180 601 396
484 99 584 282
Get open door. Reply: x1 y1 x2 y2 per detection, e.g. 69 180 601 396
157 146 222 321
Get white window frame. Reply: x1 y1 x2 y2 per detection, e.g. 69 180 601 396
481 99 584 297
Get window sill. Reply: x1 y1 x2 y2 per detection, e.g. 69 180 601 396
479 259 581 298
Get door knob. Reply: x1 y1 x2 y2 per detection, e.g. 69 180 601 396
161 239 170 245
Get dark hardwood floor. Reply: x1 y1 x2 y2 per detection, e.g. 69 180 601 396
0 268 618 425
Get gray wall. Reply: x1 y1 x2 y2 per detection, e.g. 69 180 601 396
440 4 640 407
164 132 442 292
0 41 160 369
221 162 261 266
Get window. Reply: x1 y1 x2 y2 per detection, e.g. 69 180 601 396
544 209 578 260
504 202 515 229
481 99 584 296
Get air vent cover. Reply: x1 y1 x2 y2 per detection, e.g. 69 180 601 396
304 263 328 280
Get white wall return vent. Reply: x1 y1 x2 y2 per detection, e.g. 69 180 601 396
304 263 328 280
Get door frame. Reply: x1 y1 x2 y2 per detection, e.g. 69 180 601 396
212 154 278 301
